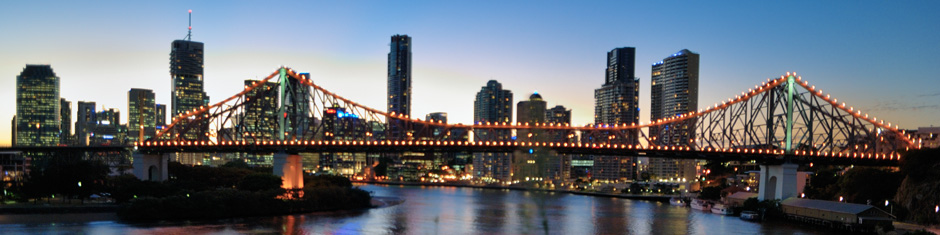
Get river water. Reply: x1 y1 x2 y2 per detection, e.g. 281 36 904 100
0 184 834 234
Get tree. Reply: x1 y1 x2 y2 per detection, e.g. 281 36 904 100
304 174 353 188
18 158 109 203
803 166 841 200
698 186 722 200
836 167 902 204
237 173 283 192
374 156 393 177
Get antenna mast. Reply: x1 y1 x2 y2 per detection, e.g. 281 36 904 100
185 9 192 41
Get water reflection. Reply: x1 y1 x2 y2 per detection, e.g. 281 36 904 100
0 184 833 234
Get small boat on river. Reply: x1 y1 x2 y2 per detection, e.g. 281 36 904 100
669 197 687 206
710 203 734 215
740 210 760 221
690 199 712 211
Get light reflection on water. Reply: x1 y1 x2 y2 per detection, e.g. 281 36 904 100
0 184 831 234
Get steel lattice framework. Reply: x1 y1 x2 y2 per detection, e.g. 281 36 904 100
139 68 921 165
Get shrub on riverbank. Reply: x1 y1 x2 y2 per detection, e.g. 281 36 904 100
116 186 372 221
115 171 373 221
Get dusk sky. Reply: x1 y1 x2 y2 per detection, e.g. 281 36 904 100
2 1 939 145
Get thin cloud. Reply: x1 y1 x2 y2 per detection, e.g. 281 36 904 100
917 92 940 98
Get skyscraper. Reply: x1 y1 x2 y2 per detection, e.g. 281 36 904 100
546 105 571 125
650 49 700 183
128 88 156 143
546 105 573 143
592 48 639 182
595 47 640 126
91 108 122 146
242 79 278 141
170 39 207 117
60 98 71 145
474 80 513 124
425 112 447 123
75 101 96 146
170 34 208 141
473 80 513 182
11 116 15 146
516 92 547 144
387 34 412 140
514 92 569 182
425 112 448 139
15 65 60 147
155 104 167 127
284 73 313 139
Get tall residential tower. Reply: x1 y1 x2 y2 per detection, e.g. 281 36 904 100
473 80 513 182
650 49 700 183
592 47 640 182
387 34 412 140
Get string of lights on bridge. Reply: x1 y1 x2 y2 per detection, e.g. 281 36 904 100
136 138 902 160
150 68 922 159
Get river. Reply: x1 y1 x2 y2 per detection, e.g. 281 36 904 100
0 184 837 234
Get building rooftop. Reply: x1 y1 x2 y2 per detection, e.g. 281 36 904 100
782 198 878 215
728 192 758 200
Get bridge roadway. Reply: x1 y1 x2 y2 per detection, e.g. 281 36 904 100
1 141 900 166
127 140 899 166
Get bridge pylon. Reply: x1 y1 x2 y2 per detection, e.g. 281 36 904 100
132 152 170 181
273 152 304 189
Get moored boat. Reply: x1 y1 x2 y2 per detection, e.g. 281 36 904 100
690 199 712 211
740 210 760 221
710 203 733 215
669 197 687 206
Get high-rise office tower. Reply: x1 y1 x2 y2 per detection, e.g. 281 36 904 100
91 108 122 145
242 79 279 140
517 92 547 125
514 92 569 182
170 39 207 117
387 34 412 140
60 98 71 145
155 104 167 127
473 80 513 182
15 65 60 147
650 49 700 183
592 47 639 182
128 88 156 143
75 101 96 146
170 13 208 141
284 72 313 138
516 92 547 142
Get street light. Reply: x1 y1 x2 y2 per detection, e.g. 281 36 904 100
885 200 893 215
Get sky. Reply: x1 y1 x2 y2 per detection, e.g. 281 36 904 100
2 1 939 146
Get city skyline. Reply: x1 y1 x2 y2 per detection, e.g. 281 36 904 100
2 1 940 146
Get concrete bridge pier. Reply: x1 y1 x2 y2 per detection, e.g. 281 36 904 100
757 163 799 201
274 152 304 189
132 152 170 181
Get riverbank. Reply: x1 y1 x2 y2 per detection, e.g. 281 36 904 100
0 203 118 214
353 180 672 202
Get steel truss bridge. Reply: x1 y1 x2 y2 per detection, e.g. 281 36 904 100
130 67 920 166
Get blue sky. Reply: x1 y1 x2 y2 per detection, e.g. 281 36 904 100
2 1 939 145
